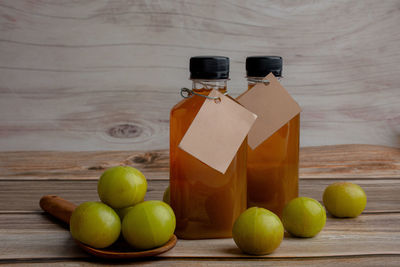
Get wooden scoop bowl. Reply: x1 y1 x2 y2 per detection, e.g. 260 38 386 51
39 195 177 259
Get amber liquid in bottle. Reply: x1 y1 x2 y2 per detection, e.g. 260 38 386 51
170 83 247 239
246 81 300 217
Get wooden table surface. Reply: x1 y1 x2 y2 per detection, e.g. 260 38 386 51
1 144 399 266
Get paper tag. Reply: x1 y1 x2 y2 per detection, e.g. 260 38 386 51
179 90 257 174
237 73 301 149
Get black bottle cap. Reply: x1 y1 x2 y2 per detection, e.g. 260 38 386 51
190 56 229 79
246 56 283 77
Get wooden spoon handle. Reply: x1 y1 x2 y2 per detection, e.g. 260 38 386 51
39 195 77 224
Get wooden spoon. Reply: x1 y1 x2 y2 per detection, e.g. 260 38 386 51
39 195 178 259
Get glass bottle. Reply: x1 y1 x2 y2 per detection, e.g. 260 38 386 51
170 56 247 239
246 56 299 217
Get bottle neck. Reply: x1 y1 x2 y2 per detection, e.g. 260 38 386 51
247 76 282 90
191 79 227 95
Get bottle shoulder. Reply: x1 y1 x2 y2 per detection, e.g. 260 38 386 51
171 97 189 113
171 96 205 116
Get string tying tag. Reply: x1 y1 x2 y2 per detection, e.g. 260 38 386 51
247 78 270 85
180 88 226 103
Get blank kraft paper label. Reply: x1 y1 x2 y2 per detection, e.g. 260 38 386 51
237 73 301 149
179 90 257 174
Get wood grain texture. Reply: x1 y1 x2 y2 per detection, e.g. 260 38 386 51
1 179 399 213
0 145 398 180
0 0 399 151
0 145 399 265
300 145 400 178
4 257 400 267
0 213 399 260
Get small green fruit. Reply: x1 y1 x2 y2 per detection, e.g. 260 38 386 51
98 166 147 209
232 207 284 255
115 206 135 220
122 200 176 250
70 202 121 248
282 197 326 238
323 182 367 218
163 185 170 204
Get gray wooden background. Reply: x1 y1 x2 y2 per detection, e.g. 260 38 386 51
0 0 399 151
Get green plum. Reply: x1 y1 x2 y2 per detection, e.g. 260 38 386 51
70 201 121 248
98 166 147 209
115 206 135 220
122 200 176 250
163 185 170 205
282 197 326 238
232 207 284 255
323 182 367 218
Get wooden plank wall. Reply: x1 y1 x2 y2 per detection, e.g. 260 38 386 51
0 0 399 151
